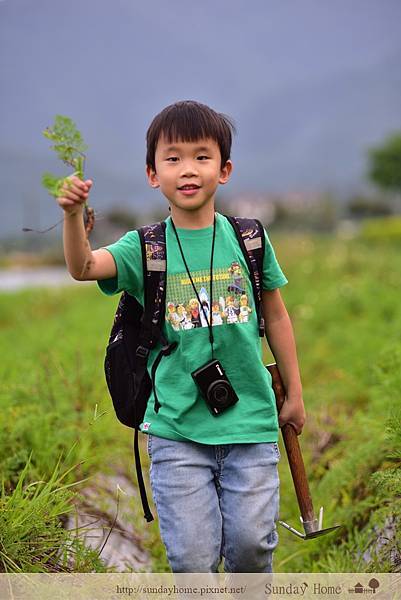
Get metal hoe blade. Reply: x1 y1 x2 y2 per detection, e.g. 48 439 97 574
279 506 343 540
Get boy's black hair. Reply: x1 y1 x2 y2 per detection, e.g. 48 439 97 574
146 100 236 171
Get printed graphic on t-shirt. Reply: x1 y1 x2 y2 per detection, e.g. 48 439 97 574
166 261 253 332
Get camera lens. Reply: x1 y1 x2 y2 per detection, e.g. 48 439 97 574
207 380 230 407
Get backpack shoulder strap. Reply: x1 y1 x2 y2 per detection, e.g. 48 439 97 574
137 221 168 354
134 221 168 523
225 215 266 337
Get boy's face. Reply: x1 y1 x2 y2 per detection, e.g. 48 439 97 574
146 136 232 214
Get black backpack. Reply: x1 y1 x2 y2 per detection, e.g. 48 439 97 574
104 215 266 522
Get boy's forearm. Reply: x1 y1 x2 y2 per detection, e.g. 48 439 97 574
265 313 303 399
63 208 93 280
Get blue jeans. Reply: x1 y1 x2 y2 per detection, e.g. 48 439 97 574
147 434 280 573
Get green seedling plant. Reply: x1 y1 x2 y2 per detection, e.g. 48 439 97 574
42 114 88 198
24 115 95 234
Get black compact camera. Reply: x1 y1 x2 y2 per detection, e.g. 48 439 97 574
191 359 239 416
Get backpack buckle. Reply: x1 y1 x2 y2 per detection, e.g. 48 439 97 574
136 345 150 359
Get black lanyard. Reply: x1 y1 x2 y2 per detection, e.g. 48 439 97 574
170 215 217 358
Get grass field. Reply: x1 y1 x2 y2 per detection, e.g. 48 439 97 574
1 231 400 573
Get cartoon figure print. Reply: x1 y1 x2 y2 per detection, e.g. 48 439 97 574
224 295 239 324
166 302 181 331
228 261 245 295
199 287 210 328
176 303 193 330
188 298 202 328
239 294 252 323
211 300 224 326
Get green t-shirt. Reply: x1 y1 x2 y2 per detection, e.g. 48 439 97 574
97 212 288 444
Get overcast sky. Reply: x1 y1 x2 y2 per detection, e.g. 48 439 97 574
1 0 400 236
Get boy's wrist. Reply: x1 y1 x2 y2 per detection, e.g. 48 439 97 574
286 387 303 402
64 205 84 218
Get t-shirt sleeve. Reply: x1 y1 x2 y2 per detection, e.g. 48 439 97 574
262 228 288 290
96 230 144 299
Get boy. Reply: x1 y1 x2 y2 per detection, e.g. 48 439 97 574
58 100 305 573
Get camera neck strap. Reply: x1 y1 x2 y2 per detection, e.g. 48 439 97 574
170 214 216 358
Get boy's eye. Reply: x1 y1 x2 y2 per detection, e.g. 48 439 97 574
166 157 179 162
197 155 209 160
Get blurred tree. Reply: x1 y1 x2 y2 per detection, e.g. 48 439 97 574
105 206 138 229
347 195 392 218
368 132 401 194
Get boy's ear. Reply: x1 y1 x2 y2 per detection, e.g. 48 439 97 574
146 165 160 188
219 160 233 185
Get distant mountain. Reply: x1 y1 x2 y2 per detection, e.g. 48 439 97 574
1 50 400 239
234 49 401 192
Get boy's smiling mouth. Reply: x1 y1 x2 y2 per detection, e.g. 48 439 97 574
177 184 201 195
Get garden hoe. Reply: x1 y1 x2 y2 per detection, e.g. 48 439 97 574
266 363 343 540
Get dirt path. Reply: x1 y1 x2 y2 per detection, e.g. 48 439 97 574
65 467 153 571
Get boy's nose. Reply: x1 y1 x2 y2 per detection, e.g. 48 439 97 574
180 161 199 176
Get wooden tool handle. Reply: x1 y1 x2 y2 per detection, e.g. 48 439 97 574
266 363 316 525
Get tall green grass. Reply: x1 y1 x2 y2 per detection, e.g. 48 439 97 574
266 233 401 572
0 453 107 572
0 286 137 572
0 232 400 572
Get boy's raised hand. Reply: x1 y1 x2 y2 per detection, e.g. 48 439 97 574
57 175 93 214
